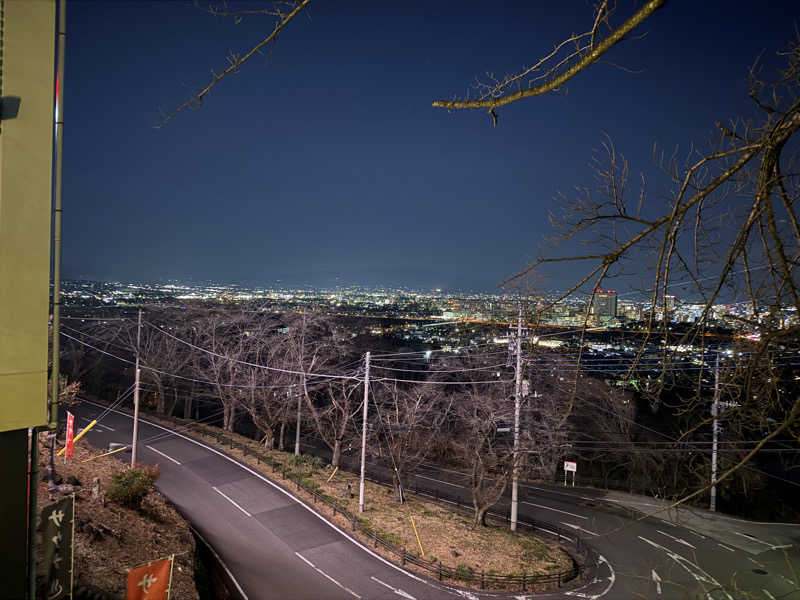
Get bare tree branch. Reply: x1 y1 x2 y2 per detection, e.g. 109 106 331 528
156 0 310 128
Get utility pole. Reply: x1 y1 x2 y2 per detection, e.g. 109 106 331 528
130 309 142 468
511 306 523 531
294 384 302 456
47 0 67 489
295 313 306 456
710 353 720 512
359 352 371 514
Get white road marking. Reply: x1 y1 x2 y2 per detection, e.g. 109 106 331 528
769 544 793 551
762 590 776 600
748 557 766 568
212 486 252 518
82 400 431 594
657 530 696 549
716 543 736 553
414 474 463 488
688 530 707 540
520 483 590 499
296 553 361 598
733 531 774 548
561 521 599 536
651 569 662 595
603 497 662 508
639 536 733 600
146 445 181 465
565 555 615 599
192 526 249 600
537 526 574 542
522 501 587 520
371 576 416 599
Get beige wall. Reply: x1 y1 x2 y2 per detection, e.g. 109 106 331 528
0 0 55 431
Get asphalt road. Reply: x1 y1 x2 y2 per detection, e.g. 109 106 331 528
68 401 800 600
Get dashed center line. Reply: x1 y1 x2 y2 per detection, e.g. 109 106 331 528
212 486 252 518
522 501 588 520
656 530 696 549
146 445 181 465
716 542 736 553
414 475 462 488
296 552 361 598
370 576 416 599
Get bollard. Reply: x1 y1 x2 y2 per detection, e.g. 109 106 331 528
351 516 355 531
401 548 406 565
438 563 443 581
522 574 527 592
373 532 378 548
480 570 485 590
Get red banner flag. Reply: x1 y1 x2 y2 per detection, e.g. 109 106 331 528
126 557 173 600
65 412 75 459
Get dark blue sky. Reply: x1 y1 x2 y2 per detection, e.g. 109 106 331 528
62 1 799 292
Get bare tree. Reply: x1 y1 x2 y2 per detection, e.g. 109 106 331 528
450 377 515 526
158 0 310 127
372 381 452 502
432 0 665 125
304 377 363 469
492 37 800 515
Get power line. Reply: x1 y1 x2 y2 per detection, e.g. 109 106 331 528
142 319 359 382
60 331 351 390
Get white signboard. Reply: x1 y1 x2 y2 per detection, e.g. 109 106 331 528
564 461 577 472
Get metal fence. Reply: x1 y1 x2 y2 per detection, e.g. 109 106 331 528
107 403 600 593
185 420 597 593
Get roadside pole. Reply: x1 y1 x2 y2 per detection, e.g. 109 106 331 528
710 353 719 512
359 352 371 513
131 309 142 467
295 384 302 456
511 307 522 531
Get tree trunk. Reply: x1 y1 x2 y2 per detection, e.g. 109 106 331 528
156 381 166 414
279 420 286 451
473 506 488 527
223 403 237 432
331 438 342 469
183 392 193 420
263 428 275 449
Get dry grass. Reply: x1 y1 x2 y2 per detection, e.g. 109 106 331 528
35 435 198 599
180 423 575 589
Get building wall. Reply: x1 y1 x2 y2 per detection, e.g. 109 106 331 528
0 0 55 431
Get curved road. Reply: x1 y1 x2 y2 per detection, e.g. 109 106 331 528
71 401 799 600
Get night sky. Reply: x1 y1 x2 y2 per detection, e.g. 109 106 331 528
62 1 799 292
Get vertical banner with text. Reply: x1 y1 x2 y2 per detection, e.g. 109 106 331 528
126 556 173 600
65 412 75 458
40 495 74 600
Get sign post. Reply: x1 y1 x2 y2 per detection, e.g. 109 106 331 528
563 460 577 486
